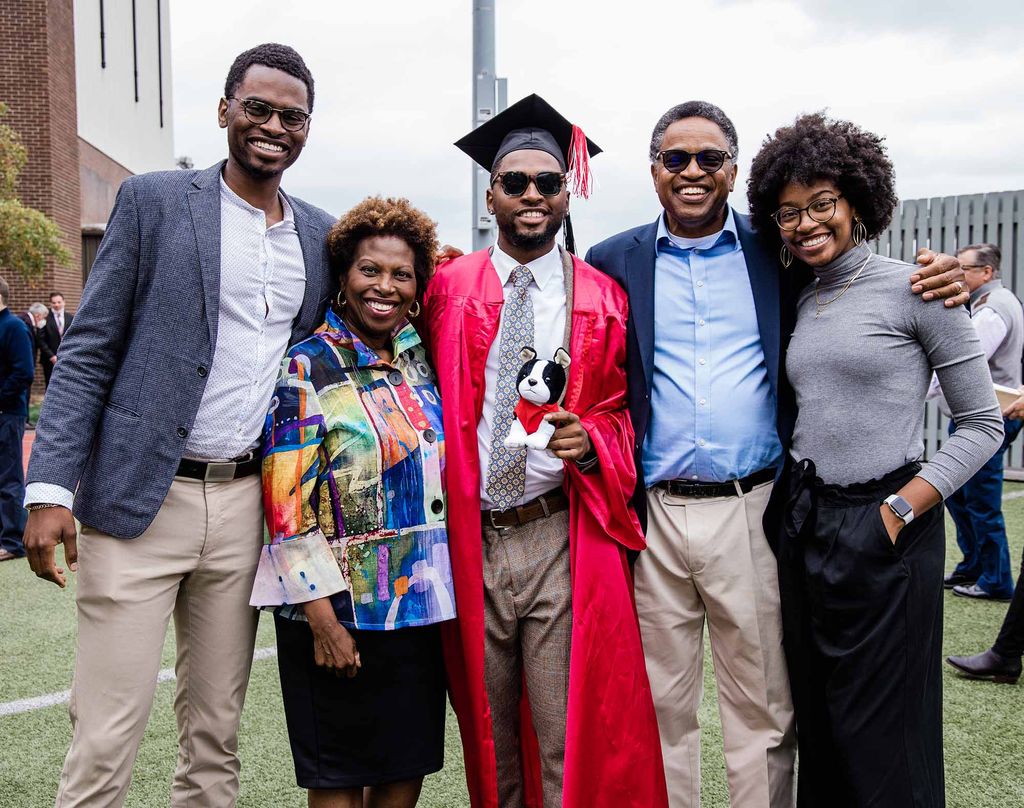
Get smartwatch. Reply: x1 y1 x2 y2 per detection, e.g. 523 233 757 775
883 494 914 525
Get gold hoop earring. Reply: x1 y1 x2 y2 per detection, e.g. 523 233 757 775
853 217 867 246
335 291 347 309
408 300 421 319
780 244 794 268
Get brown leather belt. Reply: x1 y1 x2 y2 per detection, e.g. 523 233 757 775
483 488 569 530
176 452 261 482
655 465 776 499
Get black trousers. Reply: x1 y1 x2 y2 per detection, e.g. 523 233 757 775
993 548 1024 659
776 459 945 808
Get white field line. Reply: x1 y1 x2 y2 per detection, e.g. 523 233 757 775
1003 489 1024 502
0 646 277 718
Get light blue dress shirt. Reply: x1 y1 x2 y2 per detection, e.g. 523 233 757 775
643 210 783 486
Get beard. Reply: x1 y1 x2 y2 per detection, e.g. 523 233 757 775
497 210 564 252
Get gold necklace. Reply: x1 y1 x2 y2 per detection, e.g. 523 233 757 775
814 252 871 318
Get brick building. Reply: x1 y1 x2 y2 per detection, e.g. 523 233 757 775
0 0 174 396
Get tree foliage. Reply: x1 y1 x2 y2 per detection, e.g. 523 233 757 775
0 101 70 280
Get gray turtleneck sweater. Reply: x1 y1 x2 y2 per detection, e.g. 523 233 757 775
786 243 1003 498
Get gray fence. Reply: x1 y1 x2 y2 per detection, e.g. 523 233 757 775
872 190 1024 472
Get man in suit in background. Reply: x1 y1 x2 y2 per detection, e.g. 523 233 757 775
16 303 45 364
585 101 967 808
38 291 73 387
24 43 334 808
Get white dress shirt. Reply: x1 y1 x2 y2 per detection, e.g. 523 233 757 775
26 176 307 510
478 242 567 509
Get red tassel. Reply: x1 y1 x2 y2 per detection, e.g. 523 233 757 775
567 124 593 199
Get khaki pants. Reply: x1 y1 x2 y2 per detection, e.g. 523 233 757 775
482 510 572 808
635 482 796 808
55 475 264 808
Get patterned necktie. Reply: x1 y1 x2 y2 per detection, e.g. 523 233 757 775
486 265 535 510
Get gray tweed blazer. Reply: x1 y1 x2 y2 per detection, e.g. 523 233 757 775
27 161 335 538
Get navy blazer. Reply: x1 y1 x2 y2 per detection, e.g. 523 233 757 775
27 162 336 539
585 209 803 529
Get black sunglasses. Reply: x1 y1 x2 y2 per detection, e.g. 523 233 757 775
657 149 733 174
228 97 311 131
491 171 566 197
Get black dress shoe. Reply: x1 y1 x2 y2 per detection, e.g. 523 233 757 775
944 571 977 589
946 649 1022 684
952 583 1013 602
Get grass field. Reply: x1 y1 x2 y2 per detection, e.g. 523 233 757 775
2 493 1023 808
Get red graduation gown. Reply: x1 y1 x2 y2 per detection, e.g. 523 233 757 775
424 249 668 808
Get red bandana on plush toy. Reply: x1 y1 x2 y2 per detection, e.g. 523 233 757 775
503 346 572 451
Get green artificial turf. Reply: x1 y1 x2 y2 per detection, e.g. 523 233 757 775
3 492 1023 807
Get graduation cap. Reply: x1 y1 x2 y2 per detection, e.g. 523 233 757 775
455 94 601 253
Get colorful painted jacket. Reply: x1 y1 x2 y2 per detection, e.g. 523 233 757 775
250 309 455 631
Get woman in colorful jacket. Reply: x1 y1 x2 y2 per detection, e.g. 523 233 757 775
251 196 453 808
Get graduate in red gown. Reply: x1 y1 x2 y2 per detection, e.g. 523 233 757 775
424 95 667 808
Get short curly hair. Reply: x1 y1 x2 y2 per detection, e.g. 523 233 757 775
327 197 438 305
224 43 315 111
746 112 897 247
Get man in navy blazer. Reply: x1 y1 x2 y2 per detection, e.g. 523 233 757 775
585 101 965 808
24 44 333 807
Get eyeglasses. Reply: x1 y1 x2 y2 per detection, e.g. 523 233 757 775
227 97 310 131
491 171 566 197
656 149 733 174
960 264 989 272
773 195 844 231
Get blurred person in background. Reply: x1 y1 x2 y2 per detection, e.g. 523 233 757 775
930 243 1023 602
0 276 35 562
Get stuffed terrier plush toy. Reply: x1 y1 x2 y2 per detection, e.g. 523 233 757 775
504 346 572 451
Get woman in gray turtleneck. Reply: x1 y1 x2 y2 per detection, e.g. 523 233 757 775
747 113 1003 808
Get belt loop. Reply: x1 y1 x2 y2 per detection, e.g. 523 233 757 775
733 478 744 497
539 495 550 518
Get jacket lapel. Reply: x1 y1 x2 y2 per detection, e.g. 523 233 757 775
625 221 658 393
735 210 781 397
186 162 225 350
288 196 327 346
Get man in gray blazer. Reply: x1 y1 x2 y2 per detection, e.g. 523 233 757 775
23 44 334 808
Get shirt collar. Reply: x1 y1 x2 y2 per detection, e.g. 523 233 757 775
322 306 421 368
219 174 294 228
490 241 561 291
655 207 738 255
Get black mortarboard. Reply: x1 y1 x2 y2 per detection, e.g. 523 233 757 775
455 93 601 200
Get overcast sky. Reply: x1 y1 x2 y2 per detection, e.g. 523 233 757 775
169 0 1024 253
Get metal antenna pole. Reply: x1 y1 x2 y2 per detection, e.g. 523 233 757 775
471 1 507 250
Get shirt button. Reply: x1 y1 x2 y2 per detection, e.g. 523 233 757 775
698 358 706 366
699 398 706 406
692 474 699 480
388 370 404 386
197 366 208 377
430 498 445 515
698 438 706 447
422 428 437 444
696 281 704 287
177 427 189 438
698 319 705 327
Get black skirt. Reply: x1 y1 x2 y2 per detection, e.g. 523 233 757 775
274 615 446 790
